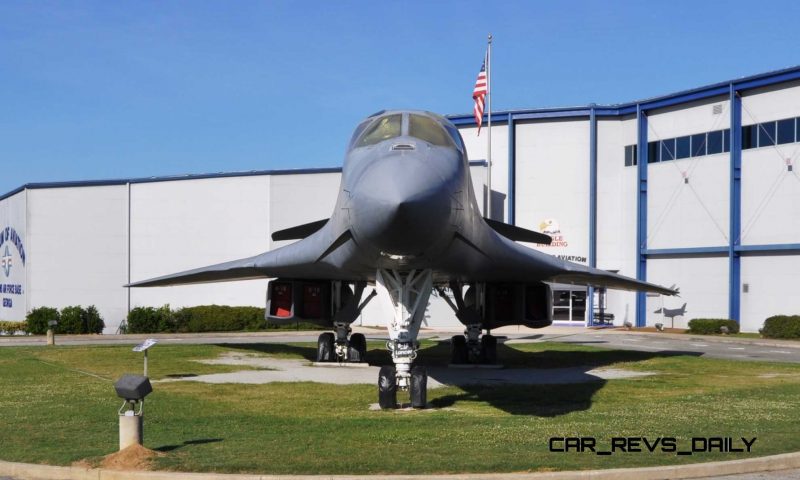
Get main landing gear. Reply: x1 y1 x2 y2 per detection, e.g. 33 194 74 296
316 281 377 364
376 269 432 409
439 281 497 365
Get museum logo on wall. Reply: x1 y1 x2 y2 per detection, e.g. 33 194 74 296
537 219 568 247
536 218 587 264
0 226 26 310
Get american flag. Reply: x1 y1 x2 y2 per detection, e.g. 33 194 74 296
472 56 488 135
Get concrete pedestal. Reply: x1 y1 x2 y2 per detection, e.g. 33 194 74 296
46 329 54 346
119 413 143 450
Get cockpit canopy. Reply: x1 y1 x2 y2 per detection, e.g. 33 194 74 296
349 112 465 151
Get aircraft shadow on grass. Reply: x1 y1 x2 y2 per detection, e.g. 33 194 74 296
155 438 223 453
221 340 701 417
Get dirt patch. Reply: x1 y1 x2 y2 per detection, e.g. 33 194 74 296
100 444 164 471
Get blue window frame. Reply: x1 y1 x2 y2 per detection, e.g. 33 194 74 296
777 118 795 144
660 138 675 161
707 130 723 154
723 129 730 153
759 121 776 147
691 133 706 157
742 125 756 149
648 141 659 163
624 145 637 166
675 136 690 159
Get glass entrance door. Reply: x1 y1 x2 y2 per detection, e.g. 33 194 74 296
552 288 587 322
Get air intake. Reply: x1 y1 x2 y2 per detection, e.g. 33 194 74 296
391 143 415 151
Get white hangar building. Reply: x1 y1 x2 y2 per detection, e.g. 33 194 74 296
2 66 800 334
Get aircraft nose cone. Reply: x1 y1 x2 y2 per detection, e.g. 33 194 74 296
352 158 453 256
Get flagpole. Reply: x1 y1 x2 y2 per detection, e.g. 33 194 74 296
486 33 492 220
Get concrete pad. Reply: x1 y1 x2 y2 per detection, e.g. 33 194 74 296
157 352 655 388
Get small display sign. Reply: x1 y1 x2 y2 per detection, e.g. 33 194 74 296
132 339 158 352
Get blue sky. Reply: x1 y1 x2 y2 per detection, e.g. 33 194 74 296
2 1 800 195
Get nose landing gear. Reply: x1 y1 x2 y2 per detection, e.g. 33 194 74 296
376 269 432 409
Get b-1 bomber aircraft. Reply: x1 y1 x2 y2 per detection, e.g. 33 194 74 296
129 110 676 409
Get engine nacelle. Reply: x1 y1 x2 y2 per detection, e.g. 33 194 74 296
265 279 332 325
484 282 553 329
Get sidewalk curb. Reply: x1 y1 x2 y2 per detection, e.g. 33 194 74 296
3 451 800 480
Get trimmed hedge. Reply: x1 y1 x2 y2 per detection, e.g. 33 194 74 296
688 318 740 335
760 315 800 339
174 305 265 333
24 306 104 335
0 321 26 335
125 305 175 334
125 304 325 334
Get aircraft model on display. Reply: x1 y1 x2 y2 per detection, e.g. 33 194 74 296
654 302 688 322
129 110 677 409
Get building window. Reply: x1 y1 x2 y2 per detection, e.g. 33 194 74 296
742 125 756 149
624 145 637 166
707 130 723 154
623 115 800 167
675 136 690 159
691 133 706 157
723 129 730 153
648 141 659 163
796 118 800 143
759 121 776 147
660 139 675 161
777 118 795 144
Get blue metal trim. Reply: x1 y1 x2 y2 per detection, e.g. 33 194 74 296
0 186 27 202
448 113 510 126
639 86 730 111
635 106 648 328
737 243 800 253
447 65 800 125
0 167 345 202
645 246 729 256
643 244 800 256
588 107 597 326
468 159 489 167
513 110 590 120
729 87 742 323
733 68 800 92
508 113 516 225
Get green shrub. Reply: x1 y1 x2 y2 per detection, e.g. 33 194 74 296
174 305 265 333
50 305 105 334
59 306 84 334
760 315 800 339
688 318 740 335
84 305 105 334
0 321 26 335
26 307 60 335
126 305 175 333
123 304 326 334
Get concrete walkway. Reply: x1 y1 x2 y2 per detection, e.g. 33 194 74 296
2 450 800 480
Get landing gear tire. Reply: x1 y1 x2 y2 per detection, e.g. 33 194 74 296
480 334 497 364
349 333 367 363
316 332 335 362
378 365 398 409
410 366 428 408
450 335 468 364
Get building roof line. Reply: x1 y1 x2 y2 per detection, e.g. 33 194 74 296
447 64 800 123
0 161 490 202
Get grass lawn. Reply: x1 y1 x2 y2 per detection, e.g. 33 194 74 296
1 340 800 474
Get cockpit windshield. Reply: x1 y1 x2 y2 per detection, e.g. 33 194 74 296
356 114 402 147
408 114 454 147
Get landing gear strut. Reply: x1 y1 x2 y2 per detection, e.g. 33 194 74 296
315 282 377 363
376 269 432 409
440 282 497 365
